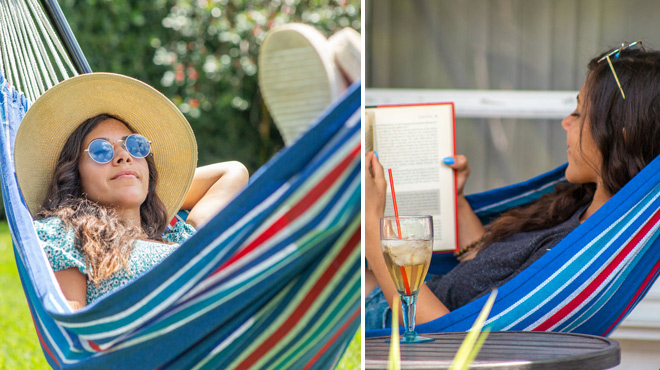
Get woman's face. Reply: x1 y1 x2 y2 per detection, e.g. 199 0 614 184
562 83 603 185
78 118 149 211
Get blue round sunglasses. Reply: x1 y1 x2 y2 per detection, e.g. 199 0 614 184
84 134 152 164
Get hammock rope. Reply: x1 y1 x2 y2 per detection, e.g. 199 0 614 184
0 0 79 102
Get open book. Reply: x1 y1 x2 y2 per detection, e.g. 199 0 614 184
366 103 458 252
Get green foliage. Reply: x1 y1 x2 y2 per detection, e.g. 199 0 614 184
154 0 361 170
59 0 360 172
59 0 175 87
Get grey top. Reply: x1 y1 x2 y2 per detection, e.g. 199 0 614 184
426 205 587 311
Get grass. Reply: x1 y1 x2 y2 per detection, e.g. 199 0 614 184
0 222 49 369
0 221 360 369
336 327 361 369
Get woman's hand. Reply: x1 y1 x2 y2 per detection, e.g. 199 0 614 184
184 161 249 228
365 151 386 221
444 155 486 257
444 155 470 196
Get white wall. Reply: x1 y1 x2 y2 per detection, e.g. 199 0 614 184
366 0 660 194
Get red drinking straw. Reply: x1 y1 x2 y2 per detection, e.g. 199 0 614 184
399 266 412 296
388 169 411 295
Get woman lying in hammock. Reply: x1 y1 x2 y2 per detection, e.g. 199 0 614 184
14 73 249 311
365 44 660 329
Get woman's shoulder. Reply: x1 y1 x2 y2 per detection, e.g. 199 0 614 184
33 217 86 273
162 221 196 244
34 216 72 238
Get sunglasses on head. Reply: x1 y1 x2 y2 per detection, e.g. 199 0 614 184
597 40 647 100
84 134 152 164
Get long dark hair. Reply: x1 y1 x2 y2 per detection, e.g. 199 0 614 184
473 46 660 254
36 114 169 284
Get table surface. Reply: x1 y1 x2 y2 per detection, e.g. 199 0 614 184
365 331 620 370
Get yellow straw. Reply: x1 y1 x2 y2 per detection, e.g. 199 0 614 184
606 55 626 99
387 294 401 370
450 290 498 370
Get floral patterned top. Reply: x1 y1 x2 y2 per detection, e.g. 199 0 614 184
35 216 196 305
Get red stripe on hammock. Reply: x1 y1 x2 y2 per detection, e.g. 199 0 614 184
31 313 60 367
212 145 359 275
234 226 360 370
88 340 102 352
535 207 660 331
603 256 660 336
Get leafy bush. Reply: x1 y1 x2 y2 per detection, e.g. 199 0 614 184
60 0 360 171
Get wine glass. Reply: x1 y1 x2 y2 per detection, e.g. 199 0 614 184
380 215 434 343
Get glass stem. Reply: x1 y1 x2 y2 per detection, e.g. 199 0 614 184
400 292 418 341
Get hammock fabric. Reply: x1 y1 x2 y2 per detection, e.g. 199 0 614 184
367 158 660 338
1 70 361 369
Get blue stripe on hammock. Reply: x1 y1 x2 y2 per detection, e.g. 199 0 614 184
212 241 360 369
502 190 660 329
367 133 660 338
168 172 360 317
558 200 660 333
161 218 360 369
467 163 568 222
125 179 360 346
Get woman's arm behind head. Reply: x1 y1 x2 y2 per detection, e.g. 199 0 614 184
183 161 249 229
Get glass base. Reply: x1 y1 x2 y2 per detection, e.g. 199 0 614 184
386 334 435 343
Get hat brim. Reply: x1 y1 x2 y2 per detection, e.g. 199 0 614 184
15 73 197 222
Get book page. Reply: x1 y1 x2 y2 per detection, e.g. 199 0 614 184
365 110 374 152
369 103 457 252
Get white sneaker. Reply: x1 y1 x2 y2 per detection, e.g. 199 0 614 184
258 23 346 146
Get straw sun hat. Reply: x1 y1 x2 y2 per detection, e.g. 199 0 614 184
14 72 197 222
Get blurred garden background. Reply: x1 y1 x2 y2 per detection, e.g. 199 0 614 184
0 0 360 368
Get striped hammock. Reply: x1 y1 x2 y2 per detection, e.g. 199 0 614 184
367 158 660 338
2 1 360 368
1 70 361 369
